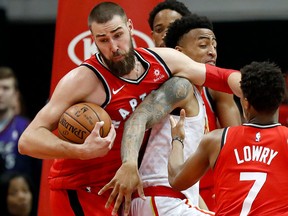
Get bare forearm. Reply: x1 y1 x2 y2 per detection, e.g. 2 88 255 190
168 141 184 186
121 92 168 163
204 64 241 96
121 115 147 163
121 77 191 163
19 121 115 160
19 127 78 159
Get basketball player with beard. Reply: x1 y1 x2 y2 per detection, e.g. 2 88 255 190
19 2 241 215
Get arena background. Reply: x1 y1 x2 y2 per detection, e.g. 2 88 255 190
0 0 287 215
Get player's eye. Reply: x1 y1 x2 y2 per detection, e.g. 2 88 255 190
154 27 164 34
99 38 109 43
114 32 122 39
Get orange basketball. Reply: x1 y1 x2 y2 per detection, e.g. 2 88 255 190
58 102 111 144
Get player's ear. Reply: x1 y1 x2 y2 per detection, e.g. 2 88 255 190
89 28 95 43
175 45 183 52
89 34 94 43
242 97 250 111
127 19 134 35
151 31 157 44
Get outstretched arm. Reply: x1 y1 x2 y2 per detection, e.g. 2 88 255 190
150 47 242 97
99 77 193 216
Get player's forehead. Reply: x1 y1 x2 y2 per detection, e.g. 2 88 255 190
90 15 126 37
181 28 216 43
153 9 182 29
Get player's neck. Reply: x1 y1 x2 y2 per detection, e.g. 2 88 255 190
0 109 14 131
247 112 278 125
122 58 144 80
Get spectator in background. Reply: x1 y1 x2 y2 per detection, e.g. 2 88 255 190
0 171 36 216
12 90 27 116
0 66 41 213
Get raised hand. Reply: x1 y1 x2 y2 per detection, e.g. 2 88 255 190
169 109 186 142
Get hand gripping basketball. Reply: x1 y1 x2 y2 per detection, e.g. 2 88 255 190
58 102 111 144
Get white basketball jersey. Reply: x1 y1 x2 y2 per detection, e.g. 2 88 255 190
139 86 206 205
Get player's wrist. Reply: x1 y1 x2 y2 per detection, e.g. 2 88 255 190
204 64 239 94
171 136 184 148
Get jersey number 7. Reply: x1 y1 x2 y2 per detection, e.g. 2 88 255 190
239 172 267 216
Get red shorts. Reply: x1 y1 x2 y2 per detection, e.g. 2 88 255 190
50 187 119 216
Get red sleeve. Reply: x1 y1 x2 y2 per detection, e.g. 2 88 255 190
204 64 239 94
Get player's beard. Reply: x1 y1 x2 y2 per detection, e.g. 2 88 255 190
99 39 135 77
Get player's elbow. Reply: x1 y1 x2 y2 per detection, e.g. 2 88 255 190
169 176 185 191
168 178 176 189
18 133 30 155
168 165 184 189
168 173 183 191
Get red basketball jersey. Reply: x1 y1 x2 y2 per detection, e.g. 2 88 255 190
200 87 217 211
201 87 217 132
214 123 288 215
49 48 172 190
279 104 288 127
200 87 217 188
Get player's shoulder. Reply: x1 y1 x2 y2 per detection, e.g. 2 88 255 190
201 128 224 160
63 66 99 84
204 128 225 145
148 47 188 70
54 66 102 101
148 47 178 55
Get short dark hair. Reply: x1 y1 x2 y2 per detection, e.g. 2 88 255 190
88 2 127 28
148 0 191 30
165 14 213 48
0 66 18 89
240 61 286 113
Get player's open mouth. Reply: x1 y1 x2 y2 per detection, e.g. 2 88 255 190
113 55 124 61
206 60 216 66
